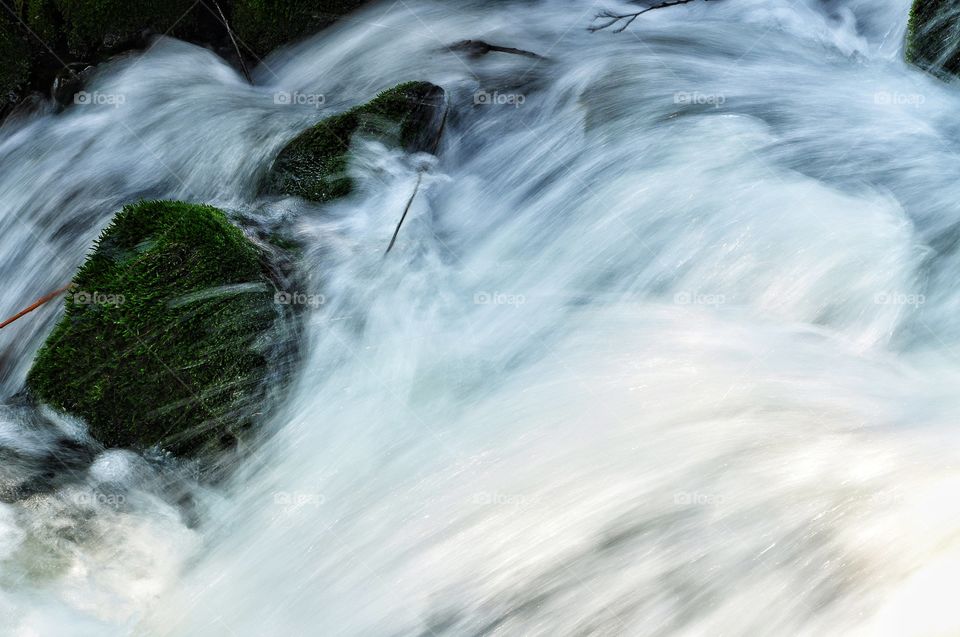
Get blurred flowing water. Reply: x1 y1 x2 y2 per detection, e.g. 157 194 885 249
2 0 960 634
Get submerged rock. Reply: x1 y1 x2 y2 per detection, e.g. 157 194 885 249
447 40 544 59
26 200 289 456
906 0 960 77
263 81 447 203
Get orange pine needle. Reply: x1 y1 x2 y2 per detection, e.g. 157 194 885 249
0 283 75 330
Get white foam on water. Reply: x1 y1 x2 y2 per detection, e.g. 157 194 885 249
4 0 960 634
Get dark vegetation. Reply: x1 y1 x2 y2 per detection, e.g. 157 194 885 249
0 0 368 117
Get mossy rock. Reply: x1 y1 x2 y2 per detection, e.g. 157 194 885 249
27 200 283 456
906 0 960 77
231 0 367 58
0 14 31 105
263 81 446 202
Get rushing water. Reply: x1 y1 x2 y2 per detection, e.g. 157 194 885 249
2 0 960 634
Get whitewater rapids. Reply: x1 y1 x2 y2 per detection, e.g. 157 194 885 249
2 0 960 634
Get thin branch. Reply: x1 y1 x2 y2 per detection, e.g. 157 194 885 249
589 0 714 33
384 172 423 255
212 0 252 82
384 102 449 256
0 283 74 330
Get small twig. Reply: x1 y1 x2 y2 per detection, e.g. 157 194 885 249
589 0 713 32
0 283 75 330
384 102 449 256
213 0 252 83
384 172 424 255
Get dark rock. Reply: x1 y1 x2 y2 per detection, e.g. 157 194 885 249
906 0 960 77
52 65 95 108
448 39 544 59
263 81 447 202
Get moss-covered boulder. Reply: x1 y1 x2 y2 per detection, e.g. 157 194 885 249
27 200 283 456
263 81 446 202
232 0 367 58
906 0 960 76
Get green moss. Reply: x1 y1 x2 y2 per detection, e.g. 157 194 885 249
264 81 446 202
232 0 366 58
906 0 960 76
27 200 280 456
0 15 30 104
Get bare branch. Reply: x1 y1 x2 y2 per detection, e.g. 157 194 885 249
0 284 74 330
589 0 716 33
212 0 251 83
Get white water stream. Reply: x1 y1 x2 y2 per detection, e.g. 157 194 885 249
2 0 960 634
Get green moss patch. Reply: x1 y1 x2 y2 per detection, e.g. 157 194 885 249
232 0 367 58
27 200 280 456
264 81 446 202
906 0 960 76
